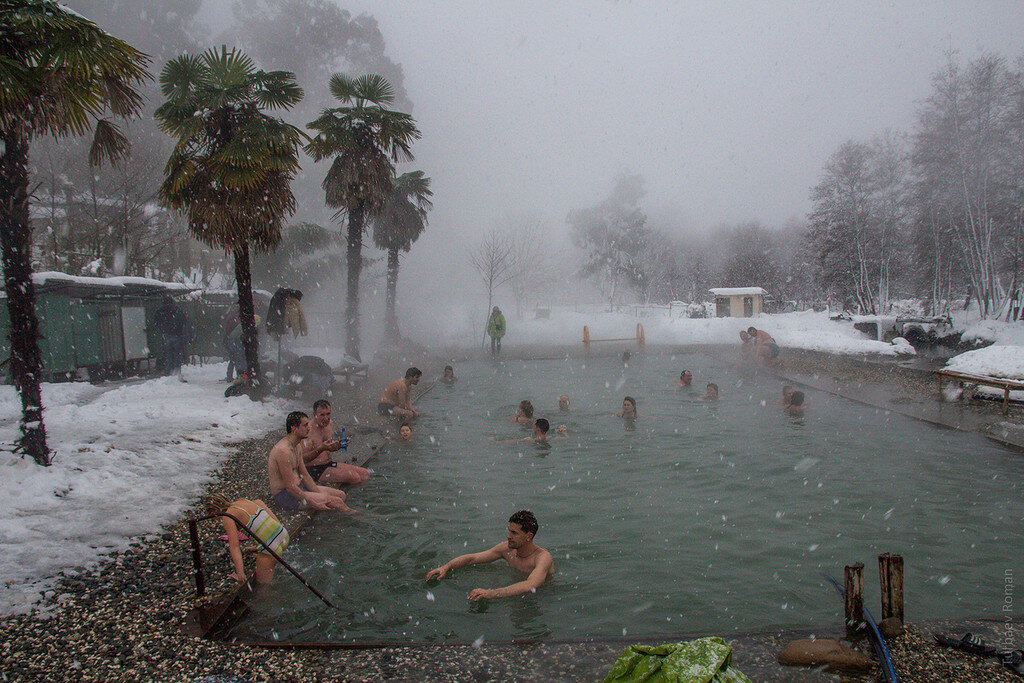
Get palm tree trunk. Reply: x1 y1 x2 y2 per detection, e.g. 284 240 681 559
0 123 50 465
233 244 262 390
345 202 365 361
385 247 400 343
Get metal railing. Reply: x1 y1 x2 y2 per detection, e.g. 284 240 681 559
187 512 339 610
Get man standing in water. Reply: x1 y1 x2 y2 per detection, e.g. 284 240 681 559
378 367 421 420
426 510 554 600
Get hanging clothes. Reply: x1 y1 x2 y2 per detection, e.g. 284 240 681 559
284 296 308 337
266 288 304 338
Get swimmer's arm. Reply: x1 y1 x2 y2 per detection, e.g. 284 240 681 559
469 552 553 600
426 544 505 580
219 517 245 581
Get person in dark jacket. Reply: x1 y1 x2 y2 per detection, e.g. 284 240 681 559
155 295 191 381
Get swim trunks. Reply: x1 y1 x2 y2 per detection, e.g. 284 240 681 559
765 342 780 359
377 401 395 416
307 462 336 481
272 485 308 512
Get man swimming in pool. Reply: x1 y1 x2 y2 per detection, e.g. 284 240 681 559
303 399 369 485
269 411 354 513
378 367 421 420
425 510 554 601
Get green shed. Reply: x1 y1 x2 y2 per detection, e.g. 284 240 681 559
0 273 193 382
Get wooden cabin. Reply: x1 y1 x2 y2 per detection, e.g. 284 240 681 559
709 287 767 318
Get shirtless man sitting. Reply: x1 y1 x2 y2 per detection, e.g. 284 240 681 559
303 399 369 485
378 367 421 420
269 411 355 513
425 510 554 601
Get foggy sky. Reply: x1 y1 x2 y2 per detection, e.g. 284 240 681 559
327 1 1023 234
200 0 1024 313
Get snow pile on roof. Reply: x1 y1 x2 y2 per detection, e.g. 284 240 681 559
708 287 767 296
28 272 194 291
0 365 290 616
32 271 117 288
945 345 1024 380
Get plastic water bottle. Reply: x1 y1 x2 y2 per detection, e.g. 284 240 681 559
340 426 348 451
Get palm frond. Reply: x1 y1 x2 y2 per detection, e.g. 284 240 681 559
160 54 207 100
203 45 256 87
352 73 396 105
88 118 130 166
0 0 151 141
252 71 304 110
328 74 359 104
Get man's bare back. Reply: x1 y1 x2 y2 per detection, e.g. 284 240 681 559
379 378 408 407
377 368 421 419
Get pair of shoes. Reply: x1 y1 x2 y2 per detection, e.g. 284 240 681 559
934 632 997 656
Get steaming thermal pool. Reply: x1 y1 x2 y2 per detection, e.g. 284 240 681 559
224 351 1024 644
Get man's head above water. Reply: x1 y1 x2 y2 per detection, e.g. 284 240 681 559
507 510 539 547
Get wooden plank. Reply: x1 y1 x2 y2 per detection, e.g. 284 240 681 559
844 562 864 636
934 369 1024 390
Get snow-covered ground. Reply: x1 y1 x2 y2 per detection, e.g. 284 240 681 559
407 306 920 356
0 364 289 615
943 344 1024 402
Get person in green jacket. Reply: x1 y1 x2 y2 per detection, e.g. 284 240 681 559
486 306 506 355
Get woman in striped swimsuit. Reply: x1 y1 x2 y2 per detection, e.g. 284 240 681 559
206 494 289 585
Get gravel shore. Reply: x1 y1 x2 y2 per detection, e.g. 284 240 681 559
0 348 1020 681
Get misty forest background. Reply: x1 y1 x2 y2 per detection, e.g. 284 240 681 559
26 0 1024 321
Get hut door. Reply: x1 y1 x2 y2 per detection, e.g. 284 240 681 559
743 297 753 317
96 305 125 363
716 298 730 317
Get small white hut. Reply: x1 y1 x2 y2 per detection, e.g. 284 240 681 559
709 287 767 318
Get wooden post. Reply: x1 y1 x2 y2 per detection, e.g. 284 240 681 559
879 553 905 624
844 562 864 636
188 518 205 598
583 325 591 348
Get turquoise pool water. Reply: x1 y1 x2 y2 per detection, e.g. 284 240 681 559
224 351 1023 644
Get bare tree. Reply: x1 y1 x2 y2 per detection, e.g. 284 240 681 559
913 54 1016 318
470 228 519 346
500 214 561 319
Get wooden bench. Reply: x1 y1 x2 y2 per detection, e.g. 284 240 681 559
333 362 368 387
935 369 1024 415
